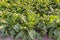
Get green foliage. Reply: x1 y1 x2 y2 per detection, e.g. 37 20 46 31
0 0 60 40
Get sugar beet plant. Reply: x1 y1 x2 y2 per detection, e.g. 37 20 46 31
0 0 60 40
